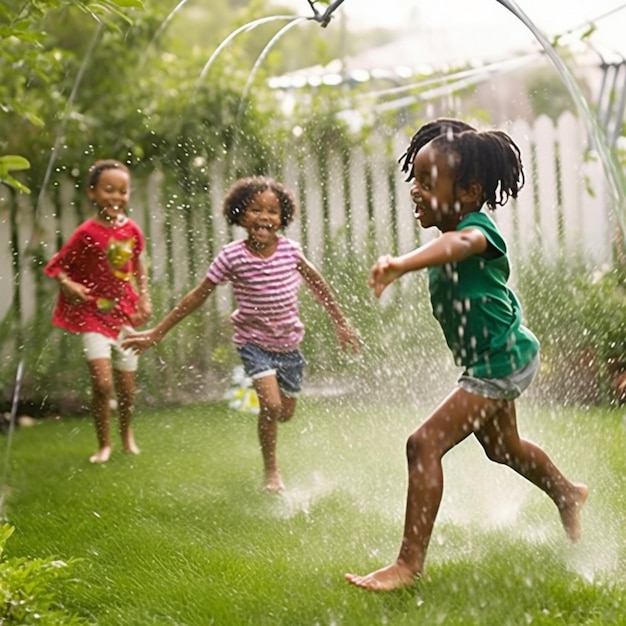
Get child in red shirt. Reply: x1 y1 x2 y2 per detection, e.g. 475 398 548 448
45 159 152 463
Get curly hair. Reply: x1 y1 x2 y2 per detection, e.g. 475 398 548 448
87 159 129 190
222 176 297 229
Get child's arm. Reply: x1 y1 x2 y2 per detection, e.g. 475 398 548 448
297 256 360 353
130 256 153 326
121 277 216 353
55 271 93 303
44 230 92 302
369 228 488 298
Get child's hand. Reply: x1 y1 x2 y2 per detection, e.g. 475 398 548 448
369 255 402 298
336 322 361 353
60 278 92 303
121 329 159 354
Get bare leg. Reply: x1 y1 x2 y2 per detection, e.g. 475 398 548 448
346 388 501 591
474 402 587 542
87 358 114 464
114 369 140 455
254 375 297 493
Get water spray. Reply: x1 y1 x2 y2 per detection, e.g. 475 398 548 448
0 359 25 522
495 0 626 239
236 18 309 126
303 0 625 240
33 23 104 222
193 16 301 98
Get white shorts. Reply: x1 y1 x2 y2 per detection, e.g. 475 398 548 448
81 330 138 372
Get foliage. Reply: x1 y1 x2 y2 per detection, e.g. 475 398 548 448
0 0 144 175
577 265 626 362
518 253 626 405
0 0 289 200
524 65 582 121
0 524 86 625
0 155 31 193
0 0 356 197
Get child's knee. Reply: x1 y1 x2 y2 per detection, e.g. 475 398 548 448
91 376 114 398
278 407 295 422
482 445 509 465
406 430 429 463
260 401 283 420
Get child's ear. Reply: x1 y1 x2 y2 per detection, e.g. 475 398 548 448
460 181 483 203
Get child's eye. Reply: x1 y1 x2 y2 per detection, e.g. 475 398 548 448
103 186 128 194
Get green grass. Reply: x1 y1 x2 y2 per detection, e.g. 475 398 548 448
2 397 625 625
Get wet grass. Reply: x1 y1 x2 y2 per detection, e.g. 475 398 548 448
3 397 625 625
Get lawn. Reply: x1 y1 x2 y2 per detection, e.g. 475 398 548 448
2 396 625 625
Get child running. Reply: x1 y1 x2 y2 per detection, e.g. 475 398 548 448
44 159 152 464
345 118 588 591
122 176 360 492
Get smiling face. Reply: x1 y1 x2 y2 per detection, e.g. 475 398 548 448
410 141 467 232
88 167 131 224
239 189 282 254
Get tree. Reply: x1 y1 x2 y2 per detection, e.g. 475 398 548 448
0 0 145 192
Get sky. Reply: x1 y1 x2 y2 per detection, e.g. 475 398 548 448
279 0 626 58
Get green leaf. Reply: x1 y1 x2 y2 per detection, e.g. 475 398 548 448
0 156 31 194
0 155 31 172
22 112 45 127
0 174 31 194
581 24 596 40
107 0 144 7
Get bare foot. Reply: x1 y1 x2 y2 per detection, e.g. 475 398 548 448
263 471 285 494
559 482 588 543
123 439 140 455
345 561 419 592
89 446 112 464
122 430 140 455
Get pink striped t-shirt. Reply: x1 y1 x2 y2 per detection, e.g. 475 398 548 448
206 237 305 352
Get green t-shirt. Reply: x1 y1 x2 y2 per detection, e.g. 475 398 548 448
428 211 539 378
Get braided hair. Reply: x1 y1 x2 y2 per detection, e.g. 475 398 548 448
399 118 475 182
431 129 525 210
222 176 297 229
400 118 524 210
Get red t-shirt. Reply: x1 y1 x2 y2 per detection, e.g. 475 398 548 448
44 217 145 339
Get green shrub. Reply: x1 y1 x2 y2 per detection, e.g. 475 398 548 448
519 254 626 405
0 524 87 625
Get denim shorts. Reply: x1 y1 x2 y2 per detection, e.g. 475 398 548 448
236 343 306 397
457 352 540 401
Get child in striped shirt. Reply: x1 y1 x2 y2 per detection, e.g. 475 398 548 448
122 176 360 492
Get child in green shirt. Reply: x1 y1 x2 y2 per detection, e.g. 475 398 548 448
345 118 587 591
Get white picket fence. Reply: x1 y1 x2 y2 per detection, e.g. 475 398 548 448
0 112 621 325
